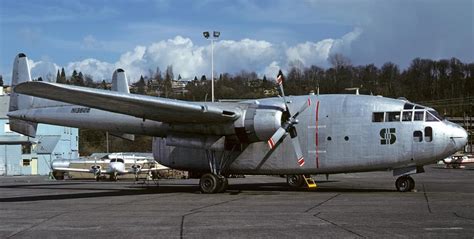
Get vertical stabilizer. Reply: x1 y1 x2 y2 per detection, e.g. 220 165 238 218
110 68 134 141
8 53 38 137
111 69 130 93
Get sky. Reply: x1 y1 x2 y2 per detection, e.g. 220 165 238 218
0 0 472 83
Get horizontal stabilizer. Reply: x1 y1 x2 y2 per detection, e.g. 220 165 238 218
9 119 37 137
14 81 240 124
109 132 135 141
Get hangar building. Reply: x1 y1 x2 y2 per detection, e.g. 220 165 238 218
0 92 79 176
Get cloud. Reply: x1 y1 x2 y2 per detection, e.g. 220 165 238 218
28 59 60 82
26 33 362 82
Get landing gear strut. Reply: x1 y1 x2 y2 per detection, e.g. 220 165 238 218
199 143 236 194
395 175 415 192
110 172 118 181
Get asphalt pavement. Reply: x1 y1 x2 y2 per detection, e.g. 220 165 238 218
0 165 473 238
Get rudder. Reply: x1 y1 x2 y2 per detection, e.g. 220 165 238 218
8 53 37 137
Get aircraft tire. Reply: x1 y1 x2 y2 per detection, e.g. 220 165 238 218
395 176 415 192
216 177 228 193
200 173 219 193
286 175 305 188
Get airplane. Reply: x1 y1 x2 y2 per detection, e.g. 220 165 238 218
442 154 474 169
7 53 468 193
52 152 169 181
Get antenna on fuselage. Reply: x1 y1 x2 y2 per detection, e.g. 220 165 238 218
345 87 360 95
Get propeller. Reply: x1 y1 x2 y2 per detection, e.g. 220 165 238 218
92 157 101 181
267 70 311 167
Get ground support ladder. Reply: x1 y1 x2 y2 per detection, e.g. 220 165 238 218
303 175 317 189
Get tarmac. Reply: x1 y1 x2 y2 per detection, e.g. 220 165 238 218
0 165 473 238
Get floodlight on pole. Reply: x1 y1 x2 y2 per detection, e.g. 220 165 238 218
203 30 220 102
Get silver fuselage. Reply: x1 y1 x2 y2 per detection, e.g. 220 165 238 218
10 94 467 175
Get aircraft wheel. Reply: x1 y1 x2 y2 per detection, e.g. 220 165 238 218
94 175 100 181
395 176 415 192
200 173 220 193
110 173 118 181
286 175 305 188
216 177 228 193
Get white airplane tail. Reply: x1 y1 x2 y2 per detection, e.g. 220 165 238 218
110 68 134 141
8 53 38 137
111 69 130 93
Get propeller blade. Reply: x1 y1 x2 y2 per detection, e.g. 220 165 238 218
288 126 305 167
267 127 287 149
292 98 311 119
292 136 305 167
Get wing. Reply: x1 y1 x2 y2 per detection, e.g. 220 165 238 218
126 166 169 174
53 167 93 173
14 82 240 124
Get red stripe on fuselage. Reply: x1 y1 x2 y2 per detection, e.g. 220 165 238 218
315 100 320 168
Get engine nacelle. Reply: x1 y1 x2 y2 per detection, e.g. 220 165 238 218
131 164 141 173
90 165 102 175
234 102 284 143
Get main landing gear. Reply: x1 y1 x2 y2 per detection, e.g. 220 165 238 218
395 175 415 192
199 143 236 194
199 173 229 193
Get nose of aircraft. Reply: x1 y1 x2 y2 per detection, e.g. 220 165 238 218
451 124 468 151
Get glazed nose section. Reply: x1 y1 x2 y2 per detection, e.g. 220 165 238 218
450 125 468 151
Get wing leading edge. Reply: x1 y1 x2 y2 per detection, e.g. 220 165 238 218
14 81 240 124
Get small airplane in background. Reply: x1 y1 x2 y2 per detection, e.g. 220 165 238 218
52 153 169 181
7 53 468 193
442 154 474 169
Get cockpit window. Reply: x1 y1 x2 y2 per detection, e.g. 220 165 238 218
403 103 414 110
427 110 444 121
372 112 384 122
110 158 124 163
414 111 424 121
386 112 400 122
101 155 109 159
402 111 412 121
415 105 424 109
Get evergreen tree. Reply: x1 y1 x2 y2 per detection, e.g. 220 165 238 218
59 68 67 83
163 65 174 97
136 75 146 94
56 70 61 83
100 80 108 89
77 72 85 86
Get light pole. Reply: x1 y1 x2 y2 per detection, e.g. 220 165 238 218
203 31 220 102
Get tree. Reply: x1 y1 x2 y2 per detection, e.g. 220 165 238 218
163 65 174 97
100 80 108 90
136 75 146 94
57 68 67 84
56 70 61 83
380 62 400 97
328 53 351 69
76 72 85 86
0 75 3 86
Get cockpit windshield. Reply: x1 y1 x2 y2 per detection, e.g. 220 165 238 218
110 158 125 163
372 109 444 123
426 110 444 121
